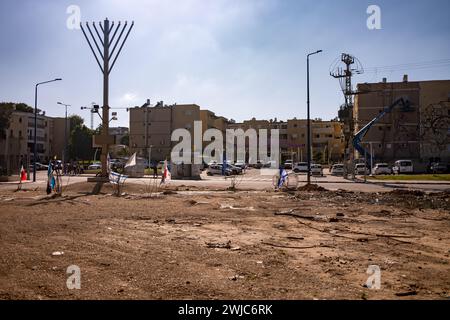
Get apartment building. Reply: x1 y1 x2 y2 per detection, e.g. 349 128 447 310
109 126 129 145
287 119 344 163
129 101 203 161
0 111 59 174
128 98 347 164
354 76 450 165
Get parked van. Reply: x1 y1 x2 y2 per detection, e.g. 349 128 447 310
392 160 414 174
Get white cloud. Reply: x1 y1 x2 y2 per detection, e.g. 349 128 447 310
119 92 139 104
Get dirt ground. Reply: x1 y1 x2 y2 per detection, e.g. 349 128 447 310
0 181 449 300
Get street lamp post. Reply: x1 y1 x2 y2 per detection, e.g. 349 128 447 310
306 50 322 185
57 102 71 174
33 78 62 182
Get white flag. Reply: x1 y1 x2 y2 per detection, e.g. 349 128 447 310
125 152 137 168
107 153 111 173
160 159 171 185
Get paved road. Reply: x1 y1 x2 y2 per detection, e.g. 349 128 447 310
2 169 449 193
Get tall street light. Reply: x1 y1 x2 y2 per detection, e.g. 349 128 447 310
34 78 62 182
306 50 322 185
57 102 71 174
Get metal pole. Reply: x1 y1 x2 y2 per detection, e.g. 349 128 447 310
306 50 322 185
101 18 110 178
33 84 38 182
370 142 373 174
64 105 67 173
306 55 311 185
33 78 62 182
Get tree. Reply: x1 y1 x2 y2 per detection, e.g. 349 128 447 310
120 134 129 146
0 102 34 138
67 115 94 160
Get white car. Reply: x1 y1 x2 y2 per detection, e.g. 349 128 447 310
88 163 101 170
330 164 344 175
293 162 308 173
310 164 324 176
354 163 369 175
372 163 391 175
392 160 413 174
263 160 277 168
284 160 293 169
206 164 232 176
234 160 246 169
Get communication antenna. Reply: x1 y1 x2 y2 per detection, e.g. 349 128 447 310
330 53 364 108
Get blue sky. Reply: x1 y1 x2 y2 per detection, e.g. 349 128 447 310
0 0 449 128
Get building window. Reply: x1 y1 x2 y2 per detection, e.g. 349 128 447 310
19 117 22 123
293 124 297 128
185 110 192 116
316 134 320 138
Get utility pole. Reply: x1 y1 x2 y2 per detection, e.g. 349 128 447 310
80 18 134 178
33 78 62 182
57 102 71 174
330 53 364 179
306 50 322 185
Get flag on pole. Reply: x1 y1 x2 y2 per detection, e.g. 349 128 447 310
125 152 137 168
278 168 288 188
20 165 27 181
46 162 54 194
107 153 111 173
160 159 171 185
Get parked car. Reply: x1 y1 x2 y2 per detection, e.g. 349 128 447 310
228 164 243 175
372 163 392 175
263 160 277 168
207 160 218 168
430 162 447 174
354 163 369 175
206 164 232 176
88 162 101 170
249 161 264 169
330 164 344 175
293 162 308 173
310 164 324 176
284 160 293 169
29 162 48 171
392 160 413 175
234 160 246 169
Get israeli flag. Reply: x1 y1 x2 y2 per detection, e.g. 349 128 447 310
278 169 288 188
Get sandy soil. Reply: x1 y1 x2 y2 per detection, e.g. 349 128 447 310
0 182 449 300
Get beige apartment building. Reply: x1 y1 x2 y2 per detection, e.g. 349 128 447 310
354 76 450 166
0 111 68 174
129 100 346 164
226 118 344 163
129 101 203 161
287 119 345 163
